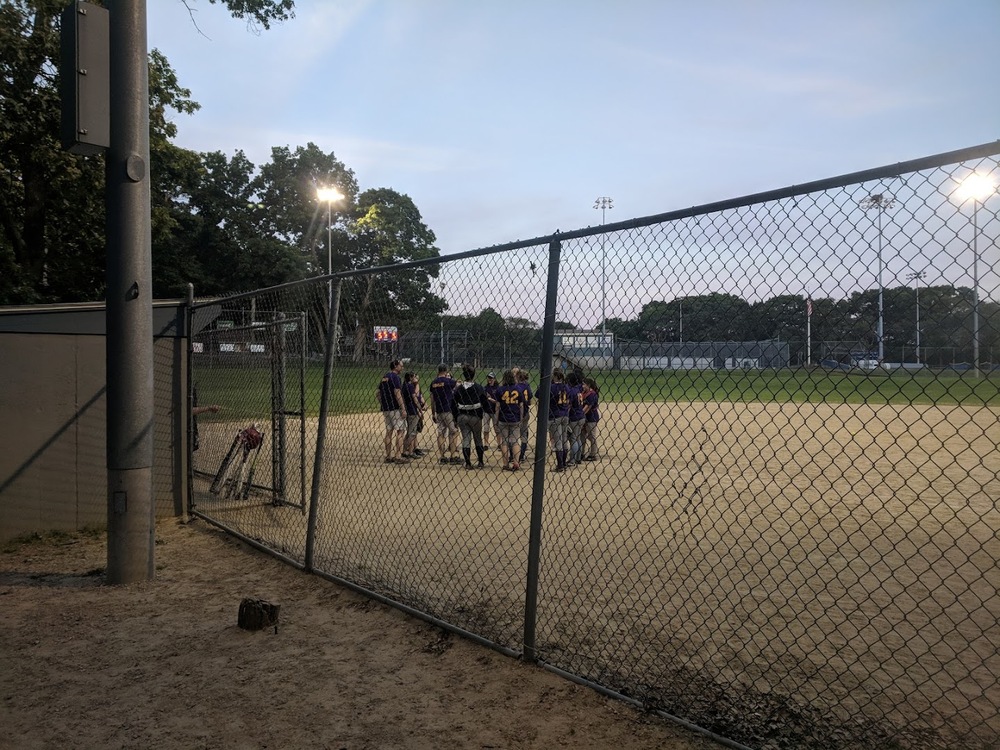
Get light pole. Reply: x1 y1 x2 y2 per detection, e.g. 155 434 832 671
906 271 926 365
954 173 997 378
593 197 613 353
439 276 446 365
316 186 344 314
860 193 896 364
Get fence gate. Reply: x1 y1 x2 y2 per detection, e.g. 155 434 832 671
191 311 308 515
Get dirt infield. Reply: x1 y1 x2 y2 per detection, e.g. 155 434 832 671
193 400 1000 746
0 521 722 750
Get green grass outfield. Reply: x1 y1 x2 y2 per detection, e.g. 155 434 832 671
192 363 1000 420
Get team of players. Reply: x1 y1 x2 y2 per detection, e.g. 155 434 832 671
377 360 599 470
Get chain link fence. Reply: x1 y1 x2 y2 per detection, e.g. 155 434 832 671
190 141 1000 749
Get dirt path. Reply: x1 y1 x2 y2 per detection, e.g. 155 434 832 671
0 520 723 750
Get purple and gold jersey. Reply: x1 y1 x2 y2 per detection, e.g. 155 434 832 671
429 375 456 413
378 371 402 412
514 383 533 414
497 386 523 423
484 382 501 414
549 382 570 418
402 382 419 415
583 390 599 422
567 384 584 421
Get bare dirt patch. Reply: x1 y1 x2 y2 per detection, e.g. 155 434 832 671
0 520 723 750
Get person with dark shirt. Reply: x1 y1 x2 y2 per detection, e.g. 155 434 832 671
451 363 489 469
547 369 571 472
430 364 460 464
401 371 421 459
411 373 428 457
566 371 585 466
377 359 408 464
496 369 524 471
581 377 600 461
482 372 501 451
514 368 533 465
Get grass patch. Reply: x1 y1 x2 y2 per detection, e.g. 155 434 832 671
191 363 1000 420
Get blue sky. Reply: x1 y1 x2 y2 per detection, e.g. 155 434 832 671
147 0 1000 259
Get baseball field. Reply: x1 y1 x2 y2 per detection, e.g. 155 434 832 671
192 392 1000 747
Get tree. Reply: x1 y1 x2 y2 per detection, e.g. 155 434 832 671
340 188 443 361
0 0 299 304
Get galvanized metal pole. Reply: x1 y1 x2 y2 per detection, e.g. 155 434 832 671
972 201 981 378
523 239 561 663
105 0 154 583
305 278 343 571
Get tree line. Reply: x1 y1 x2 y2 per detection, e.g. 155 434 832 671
430 285 999 368
4 3 994 367
1 0 442 329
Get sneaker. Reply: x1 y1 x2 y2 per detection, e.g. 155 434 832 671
555 466 565 473
449 456 464 464
401 453 414 459
384 457 393 464
413 449 426 457
465 463 474 470
395 456 411 463
512 462 520 471
477 462 486 469
585 455 597 462
439 458 450 465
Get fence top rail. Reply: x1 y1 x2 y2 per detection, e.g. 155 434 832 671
190 139 1000 311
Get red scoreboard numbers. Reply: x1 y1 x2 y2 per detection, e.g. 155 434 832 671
373 326 398 343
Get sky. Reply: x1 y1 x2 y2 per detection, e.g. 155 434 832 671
146 0 1000 262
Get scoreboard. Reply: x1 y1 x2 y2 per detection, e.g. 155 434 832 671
373 326 398 343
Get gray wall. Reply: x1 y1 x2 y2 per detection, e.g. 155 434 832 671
0 303 187 541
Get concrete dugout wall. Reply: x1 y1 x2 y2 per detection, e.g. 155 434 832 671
0 302 187 541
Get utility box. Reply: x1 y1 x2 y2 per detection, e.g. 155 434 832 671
60 1 110 155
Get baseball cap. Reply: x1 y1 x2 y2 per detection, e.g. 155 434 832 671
487 372 496 378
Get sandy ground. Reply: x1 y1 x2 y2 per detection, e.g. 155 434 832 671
0 519 724 750
190 399 1000 748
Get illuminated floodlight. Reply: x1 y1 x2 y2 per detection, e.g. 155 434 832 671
952 172 997 378
316 186 345 313
954 173 997 203
316 186 344 203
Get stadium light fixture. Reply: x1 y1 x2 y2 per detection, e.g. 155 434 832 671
860 193 896 364
317 187 345 314
593 197 613 356
953 172 998 377
906 270 926 365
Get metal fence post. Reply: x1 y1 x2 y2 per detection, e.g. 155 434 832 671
271 312 287 505
305 278 343 571
185 283 195 518
523 239 561 663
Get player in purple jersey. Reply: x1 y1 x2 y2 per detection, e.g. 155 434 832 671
376 359 408 464
496 369 524 470
430 364 460 464
514 368 533 464
482 372 502 450
411 373 428 457
566 371 585 466
401 372 421 458
581 377 600 461
547 370 571 472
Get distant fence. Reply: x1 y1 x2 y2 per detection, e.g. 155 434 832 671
189 141 1000 750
